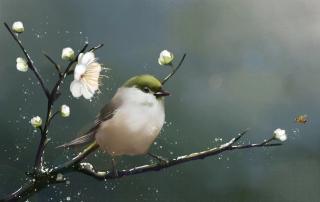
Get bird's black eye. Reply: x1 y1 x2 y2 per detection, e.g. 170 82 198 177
143 87 150 93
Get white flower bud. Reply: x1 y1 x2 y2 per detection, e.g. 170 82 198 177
30 116 42 128
16 57 28 72
56 173 64 181
61 47 75 61
12 21 24 33
273 128 287 142
60 104 70 117
158 50 174 65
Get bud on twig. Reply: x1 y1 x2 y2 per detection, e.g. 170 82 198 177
60 105 70 117
158 50 174 65
12 21 24 33
61 47 75 61
273 128 287 142
30 116 42 128
16 57 28 72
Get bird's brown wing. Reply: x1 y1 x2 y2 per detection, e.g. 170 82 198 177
57 101 118 148
96 100 118 124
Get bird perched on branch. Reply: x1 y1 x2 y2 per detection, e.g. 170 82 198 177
59 75 170 163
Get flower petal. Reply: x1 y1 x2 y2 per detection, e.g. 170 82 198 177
78 53 84 62
83 78 99 92
16 62 28 72
158 50 174 65
74 64 86 80
158 57 164 65
70 80 83 98
81 84 94 99
79 52 95 65
81 62 101 91
87 62 102 73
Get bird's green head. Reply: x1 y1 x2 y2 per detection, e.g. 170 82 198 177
124 74 170 98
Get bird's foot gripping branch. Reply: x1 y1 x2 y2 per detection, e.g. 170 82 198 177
1 21 285 202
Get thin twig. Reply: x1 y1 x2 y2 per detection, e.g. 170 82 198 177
43 52 63 77
88 44 104 52
162 53 187 85
47 111 60 125
4 23 50 99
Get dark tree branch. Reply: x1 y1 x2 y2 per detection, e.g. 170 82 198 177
4 23 50 99
2 180 36 202
74 130 282 180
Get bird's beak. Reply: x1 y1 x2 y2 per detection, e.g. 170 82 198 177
154 89 170 97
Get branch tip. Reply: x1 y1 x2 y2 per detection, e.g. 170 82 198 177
161 53 187 85
89 44 104 52
233 128 250 143
43 52 63 77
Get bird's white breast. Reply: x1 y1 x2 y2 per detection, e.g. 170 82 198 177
95 87 165 156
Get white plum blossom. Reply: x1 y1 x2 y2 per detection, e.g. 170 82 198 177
16 57 28 72
273 128 287 142
12 21 24 33
70 51 102 99
158 50 174 65
30 116 42 128
61 47 75 61
60 104 70 117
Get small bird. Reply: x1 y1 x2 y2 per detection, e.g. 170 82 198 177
59 74 170 159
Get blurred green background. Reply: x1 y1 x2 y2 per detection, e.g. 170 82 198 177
1 0 320 201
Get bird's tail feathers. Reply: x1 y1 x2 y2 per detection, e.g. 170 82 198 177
56 132 95 148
